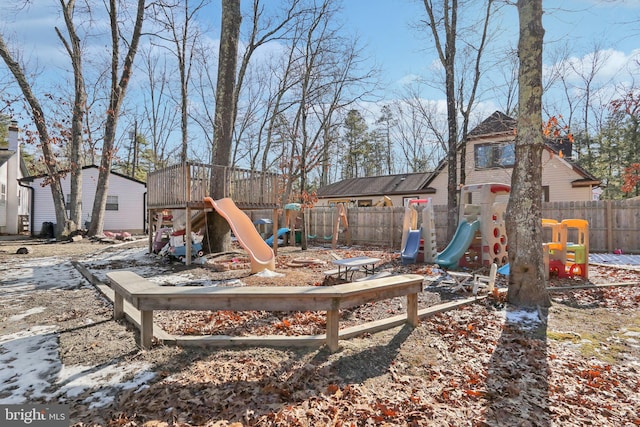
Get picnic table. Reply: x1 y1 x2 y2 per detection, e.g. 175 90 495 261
328 256 382 281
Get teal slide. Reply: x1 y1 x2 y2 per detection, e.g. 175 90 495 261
435 220 480 269
265 227 290 247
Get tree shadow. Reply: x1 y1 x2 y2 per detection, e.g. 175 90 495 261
313 324 414 383
482 305 551 426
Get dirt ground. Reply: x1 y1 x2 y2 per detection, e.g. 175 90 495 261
1 236 639 426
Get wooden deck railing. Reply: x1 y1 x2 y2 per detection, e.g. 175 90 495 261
147 163 281 209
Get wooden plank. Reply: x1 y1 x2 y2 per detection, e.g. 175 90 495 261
140 310 153 349
339 314 408 340
326 309 340 352
170 334 326 348
547 282 639 292
114 292 124 320
107 272 425 313
406 293 418 326
416 295 486 318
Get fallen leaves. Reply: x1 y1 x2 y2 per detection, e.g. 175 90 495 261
70 253 640 426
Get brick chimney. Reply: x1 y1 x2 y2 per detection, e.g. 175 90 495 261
557 137 573 159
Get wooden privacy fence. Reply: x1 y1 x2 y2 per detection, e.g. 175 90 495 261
244 199 640 254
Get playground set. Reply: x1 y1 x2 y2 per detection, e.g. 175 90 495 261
145 163 590 281
152 227 204 262
399 182 590 279
400 183 510 271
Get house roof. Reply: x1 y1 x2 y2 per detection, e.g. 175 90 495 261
20 164 147 186
467 111 516 138
0 149 15 168
316 172 435 198
463 111 600 185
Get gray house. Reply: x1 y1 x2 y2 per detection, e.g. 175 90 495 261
316 172 435 207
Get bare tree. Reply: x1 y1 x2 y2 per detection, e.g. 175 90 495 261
421 0 459 239
55 0 88 230
393 82 448 172
420 0 496 240
488 46 519 117
88 0 146 236
138 47 180 168
150 0 208 163
505 0 550 308
375 105 396 175
0 34 70 237
456 0 494 186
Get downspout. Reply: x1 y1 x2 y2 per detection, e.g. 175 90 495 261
143 191 147 234
18 180 34 236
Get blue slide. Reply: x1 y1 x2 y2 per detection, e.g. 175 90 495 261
401 229 422 265
265 227 290 247
435 220 480 269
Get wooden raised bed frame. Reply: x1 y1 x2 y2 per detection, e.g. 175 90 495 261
107 271 425 352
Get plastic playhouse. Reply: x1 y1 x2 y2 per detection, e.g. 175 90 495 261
543 218 589 279
436 183 510 270
400 198 437 265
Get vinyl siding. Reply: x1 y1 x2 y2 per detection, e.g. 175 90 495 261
428 136 595 203
30 167 146 234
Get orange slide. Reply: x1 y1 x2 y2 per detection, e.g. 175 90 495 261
203 197 276 273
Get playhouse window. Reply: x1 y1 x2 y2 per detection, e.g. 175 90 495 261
106 195 119 211
474 143 515 169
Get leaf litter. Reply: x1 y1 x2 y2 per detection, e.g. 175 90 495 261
1 240 639 426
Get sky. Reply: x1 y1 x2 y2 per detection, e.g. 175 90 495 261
2 0 638 99
338 0 640 110
0 0 639 159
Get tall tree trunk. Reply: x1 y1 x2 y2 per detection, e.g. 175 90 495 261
505 0 551 308
207 0 241 253
422 0 459 241
88 0 145 236
57 0 87 230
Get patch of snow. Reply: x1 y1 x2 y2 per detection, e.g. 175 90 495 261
505 308 542 330
56 362 156 408
0 257 86 294
0 327 61 404
256 269 285 278
8 306 46 321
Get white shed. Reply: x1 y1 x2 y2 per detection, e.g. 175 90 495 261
22 165 146 235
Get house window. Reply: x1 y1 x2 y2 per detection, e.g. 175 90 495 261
106 195 119 211
0 183 6 203
542 186 550 202
474 142 515 169
65 194 83 210
358 199 372 207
